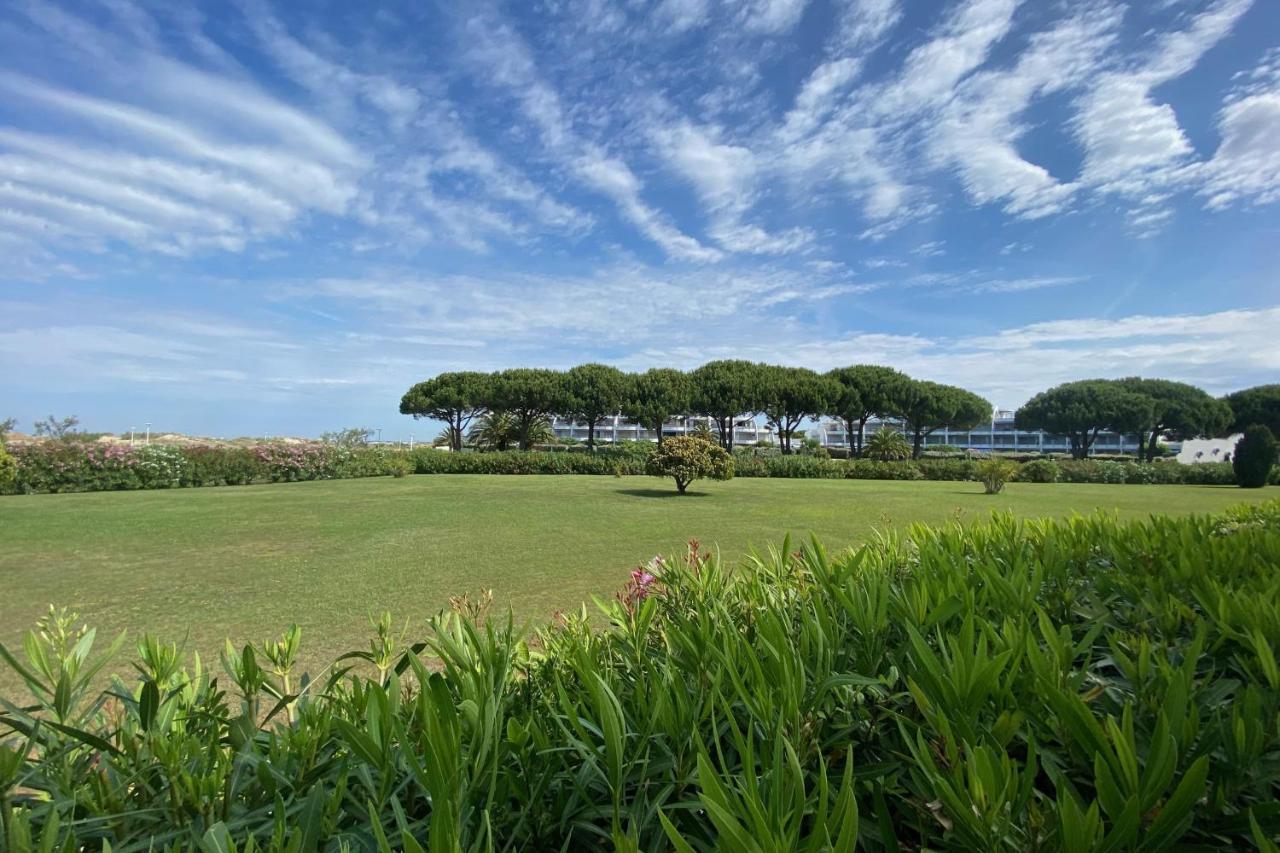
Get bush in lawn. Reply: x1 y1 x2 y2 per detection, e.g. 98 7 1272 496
1017 458 1060 483
4 501 1280 849
645 434 734 493
977 457 1018 493
1233 425 1277 488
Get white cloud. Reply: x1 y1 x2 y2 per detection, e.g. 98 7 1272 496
655 0 712 34
0 63 361 257
928 4 1122 218
635 304 1280 405
739 0 810 34
576 150 723 261
458 11 718 261
1073 0 1254 227
1199 51 1280 209
652 120 812 255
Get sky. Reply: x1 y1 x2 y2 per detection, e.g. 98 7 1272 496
1 0 1278 439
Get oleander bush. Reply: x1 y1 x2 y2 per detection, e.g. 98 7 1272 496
3 501 1280 850
0 441 15 489
0 442 409 494
412 448 650 476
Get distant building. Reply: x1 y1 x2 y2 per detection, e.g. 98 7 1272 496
551 415 774 445
813 410 1139 455
1176 434 1241 465
551 410 1141 455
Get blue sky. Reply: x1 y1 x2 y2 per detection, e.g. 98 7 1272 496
1 0 1277 439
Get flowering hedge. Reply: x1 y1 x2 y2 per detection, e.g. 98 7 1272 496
0 442 409 495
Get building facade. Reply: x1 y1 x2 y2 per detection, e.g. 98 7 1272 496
551 410 1141 455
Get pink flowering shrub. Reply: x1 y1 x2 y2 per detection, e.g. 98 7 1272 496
1 442 408 494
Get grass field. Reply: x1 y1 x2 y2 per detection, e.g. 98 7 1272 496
1 475 1272 693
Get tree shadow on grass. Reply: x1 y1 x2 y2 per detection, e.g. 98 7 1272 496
615 488 713 499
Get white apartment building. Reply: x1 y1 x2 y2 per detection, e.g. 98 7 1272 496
551 410 1141 455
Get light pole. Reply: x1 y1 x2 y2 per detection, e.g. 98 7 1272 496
144 422 151 446
129 427 135 448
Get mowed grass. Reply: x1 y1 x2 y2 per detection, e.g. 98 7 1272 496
1 475 1272 694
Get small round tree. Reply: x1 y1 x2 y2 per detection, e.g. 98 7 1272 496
646 435 733 494
1233 425 1277 488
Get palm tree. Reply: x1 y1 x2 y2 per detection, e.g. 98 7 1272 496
864 428 912 461
469 412 517 451
468 413 555 451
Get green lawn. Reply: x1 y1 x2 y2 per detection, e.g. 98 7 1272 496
1 475 1271 693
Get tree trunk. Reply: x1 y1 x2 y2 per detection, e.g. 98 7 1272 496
912 428 923 459
1136 431 1146 462
846 419 857 458
1147 427 1160 463
857 417 867 456
676 477 688 493
654 418 664 446
519 414 532 451
587 420 596 452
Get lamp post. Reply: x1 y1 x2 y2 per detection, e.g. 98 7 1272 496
129 427 136 448
144 422 151 446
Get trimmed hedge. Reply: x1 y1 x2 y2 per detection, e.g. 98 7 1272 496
4 501 1280 848
409 450 1273 486
4 443 1275 495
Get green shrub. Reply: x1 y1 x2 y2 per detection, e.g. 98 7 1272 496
977 457 1018 493
1017 458 1060 483
3 502 1280 849
645 435 734 493
740 455 845 479
0 441 15 489
915 458 980 481
386 454 414 478
845 459 925 480
1234 425 1277 488
1181 462 1238 486
1057 459 1129 484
